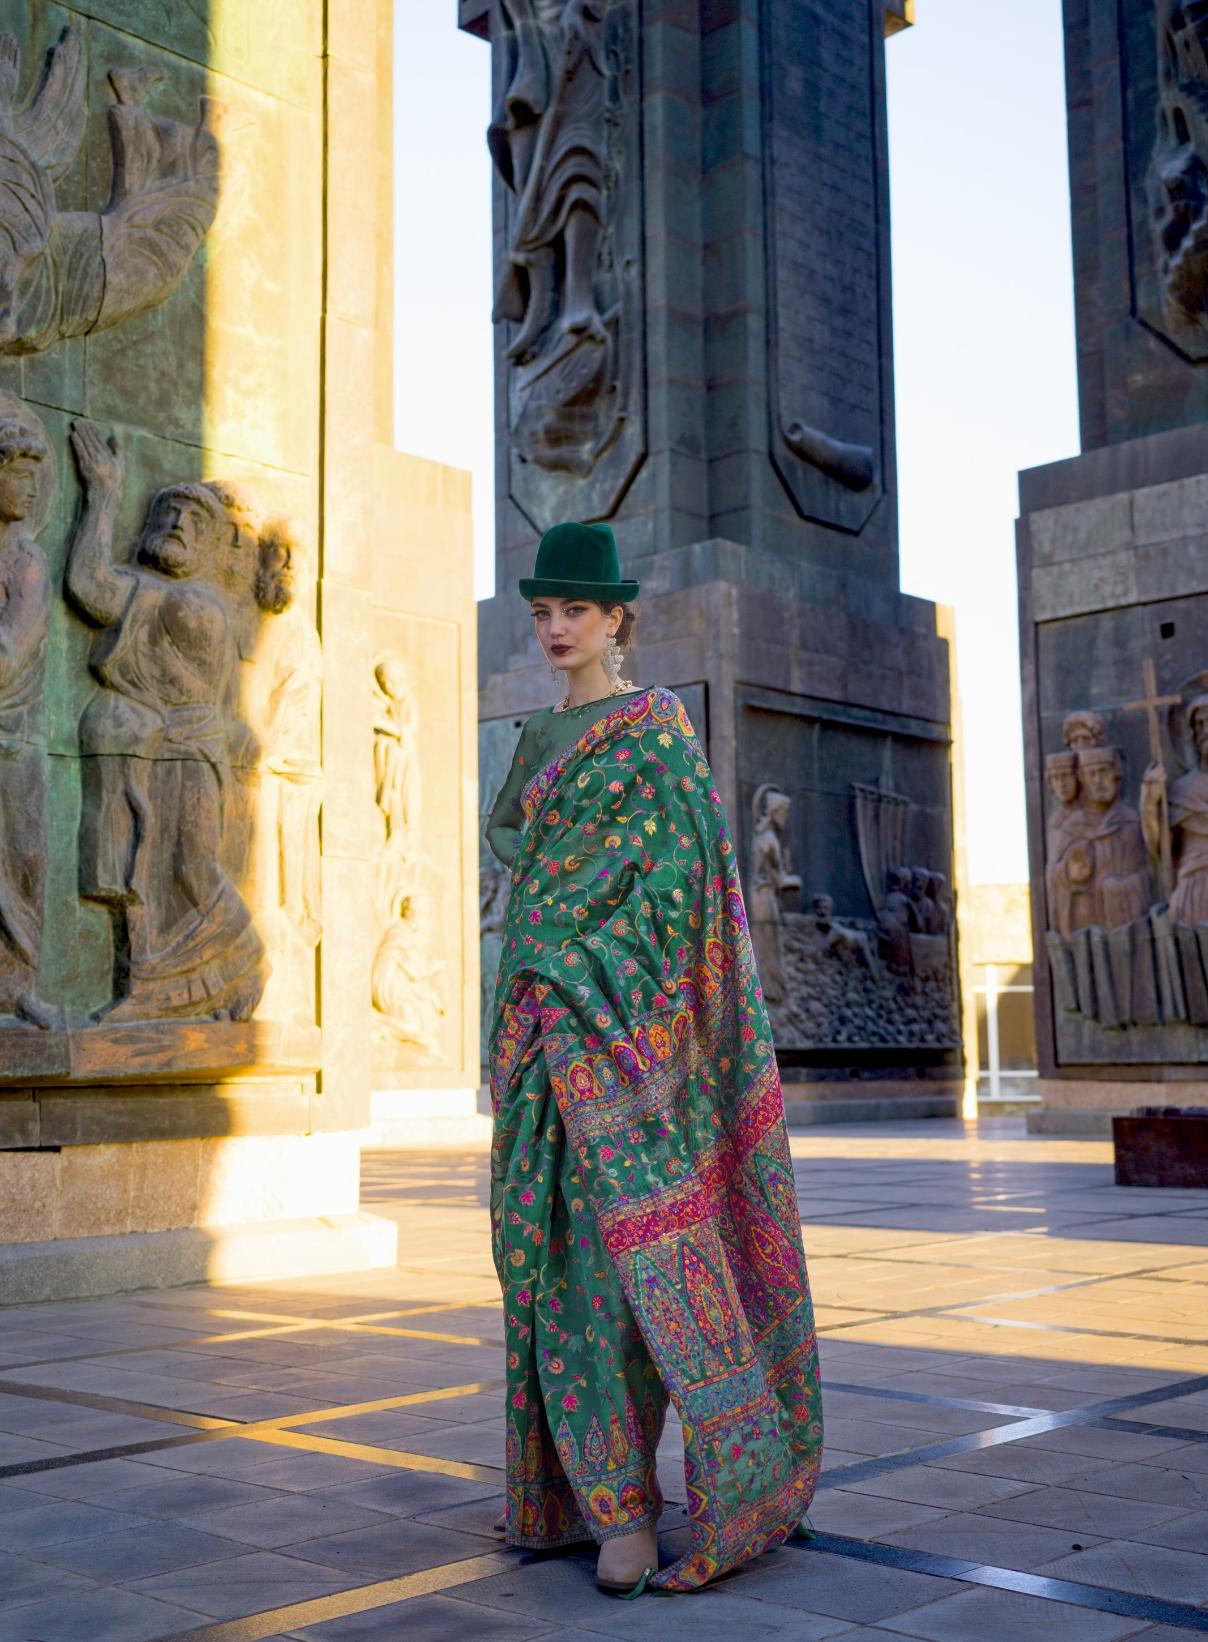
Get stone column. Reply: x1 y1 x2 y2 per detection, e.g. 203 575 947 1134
1018 0 1208 1133
464 0 963 1118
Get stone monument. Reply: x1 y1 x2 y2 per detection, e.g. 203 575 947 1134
1019 0 1208 1130
0 2 481 1300
463 0 963 1119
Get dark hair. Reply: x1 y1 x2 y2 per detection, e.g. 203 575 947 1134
593 599 638 648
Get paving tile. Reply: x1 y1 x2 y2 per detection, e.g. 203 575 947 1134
104 1472 294 1518
184 1490 396 1549
289 1592 558 1640
451 1554 855 1637
30 1520 250 1580
925 1443 1118 1486
286 1517 506 1578
805 1490 948 1539
0 1551 98 1613
1073 1464 1208 1510
840 1467 1039 1510
0 1586 206 1642
977 1485 1190 1538
875 1583 1151 1640
711 1546 965 1623
314 1469 499 1517
1128 1509 1208 1553
880 1509 1103 1570
131 1549 362 1619
0 1497 150 1551
1039 1540 1208 1602
4 1457 178 1503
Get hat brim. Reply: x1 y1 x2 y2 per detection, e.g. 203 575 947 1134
518 578 640 602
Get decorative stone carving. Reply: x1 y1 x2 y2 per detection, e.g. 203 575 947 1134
1149 0 1208 356
748 784 801 1004
0 394 54 1027
763 0 885 534
1062 709 1108 750
1145 691 1208 928
774 867 959 1052
0 28 218 359
371 654 443 1055
1044 744 1152 939
782 419 874 494
748 775 957 1049
487 0 644 527
227 519 323 1027
65 422 266 1022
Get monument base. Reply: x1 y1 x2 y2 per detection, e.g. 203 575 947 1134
0 1129 396 1306
782 1079 961 1126
0 1213 398 1307
1026 1078 1208 1136
365 1087 492 1150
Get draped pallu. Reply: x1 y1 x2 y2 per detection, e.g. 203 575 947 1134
489 687 822 1591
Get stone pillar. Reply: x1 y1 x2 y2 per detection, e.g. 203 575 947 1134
464 0 963 1117
0 0 478 1300
1019 0 1208 1133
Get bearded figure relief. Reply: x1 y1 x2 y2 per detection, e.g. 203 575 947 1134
0 26 218 358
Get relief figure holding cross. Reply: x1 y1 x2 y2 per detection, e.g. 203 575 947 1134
1143 693 1208 928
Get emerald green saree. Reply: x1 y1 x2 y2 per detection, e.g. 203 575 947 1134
488 686 822 1591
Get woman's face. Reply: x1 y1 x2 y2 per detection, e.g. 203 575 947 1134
531 597 621 672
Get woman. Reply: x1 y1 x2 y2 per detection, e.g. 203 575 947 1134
486 520 822 1596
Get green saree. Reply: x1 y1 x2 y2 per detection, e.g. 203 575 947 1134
488 686 822 1592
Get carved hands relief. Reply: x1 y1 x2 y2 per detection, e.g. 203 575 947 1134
488 0 645 527
0 27 218 358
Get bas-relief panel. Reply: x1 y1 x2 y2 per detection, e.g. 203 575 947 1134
0 10 326 1069
47 0 323 108
1036 595 1208 1064
488 0 646 531
736 697 958 1055
762 0 885 534
1124 0 1208 363
370 612 463 1077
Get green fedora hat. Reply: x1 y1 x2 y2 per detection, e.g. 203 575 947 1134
518 521 639 602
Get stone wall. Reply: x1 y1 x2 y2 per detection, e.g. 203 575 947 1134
0 0 478 1298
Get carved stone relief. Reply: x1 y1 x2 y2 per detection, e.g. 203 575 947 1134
752 780 958 1050
1042 666 1208 1030
1147 0 1208 358
65 423 274 1023
0 28 219 358
0 393 55 1027
763 0 884 533
371 653 444 1056
748 783 801 1005
224 514 323 1028
488 0 645 529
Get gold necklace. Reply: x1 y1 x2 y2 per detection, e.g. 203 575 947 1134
554 675 636 714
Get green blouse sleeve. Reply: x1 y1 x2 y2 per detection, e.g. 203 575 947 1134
485 721 536 868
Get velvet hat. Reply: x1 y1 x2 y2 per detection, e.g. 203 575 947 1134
518 521 639 602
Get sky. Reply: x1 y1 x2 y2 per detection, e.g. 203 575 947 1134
394 1 1080 887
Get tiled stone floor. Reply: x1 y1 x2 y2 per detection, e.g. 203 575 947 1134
1 1118 1207 1639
